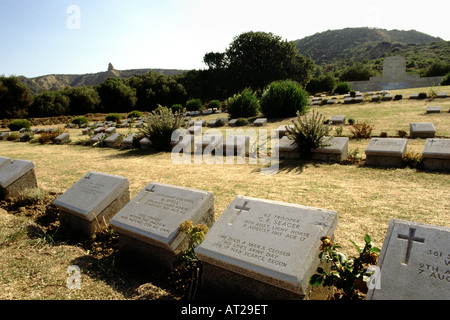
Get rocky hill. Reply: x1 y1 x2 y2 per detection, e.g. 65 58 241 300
19 63 187 94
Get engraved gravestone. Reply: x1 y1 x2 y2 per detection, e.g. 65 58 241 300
367 219 450 300
54 172 130 238
426 106 441 114
275 136 300 159
410 123 436 139
365 138 408 167
312 137 349 163
0 159 38 199
195 196 338 299
330 115 346 125
110 182 214 270
422 138 450 171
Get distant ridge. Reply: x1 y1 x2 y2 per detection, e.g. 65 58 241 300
19 64 188 94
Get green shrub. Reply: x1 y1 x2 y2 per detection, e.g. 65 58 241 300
226 89 260 119
105 113 121 123
260 80 310 118
171 104 184 113
348 118 356 125
418 92 427 99
19 131 34 142
350 121 373 140
333 82 352 95
440 72 450 86
138 106 187 151
7 119 31 131
235 118 249 126
402 150 423 169
394 94 403 101
286 110 331 160
215 118 228 127
71 116 89 127
127 110 143 119
207 100 222 110
185 99 203 111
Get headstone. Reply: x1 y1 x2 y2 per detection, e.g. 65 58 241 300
207 119 217 127
195 134 223 154
105 127 116 134
104 133 121 147
110 182 215 270
140 137 152 149
275 136 300 159
437 92 448 98
0 156 11 168
275 125 294 138
221 135 250 156
170 129 194 153
410 93 419 99
90 133 106 145
188 125 202 136
81 128 91 135
195 195 339 299
53 172 130 238
119 120 129 128
330 116 346 125
371 95 381 102
0 159 38 199
421 138 450 171
312 137 349 163
228 119 238 127
94 127 105 134
0 132 9 140
410 123 436 139
254 118 267 127
365 138 408 167
426 106 441 114
122 134 136 149
367 219 450 300
55 133 70 144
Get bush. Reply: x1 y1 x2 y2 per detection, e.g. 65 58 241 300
350 121 373 140
215 118 228 127
226 89 260 119
235 118 249 126
348 118 356 125
8 119 31 131
138 106 187 151
418 92 427 99
171 104 184 113
207 100 222 110
394 94 403 101
440 72 450 86
260 80 309 118
333 82 352 95
127 110 142 119
71 116 89 127
185 99 203 112
105 113 121 123
286 110 331 160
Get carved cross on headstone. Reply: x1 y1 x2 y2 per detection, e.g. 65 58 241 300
136 185 156 203
84 173 93 180
228 201 250 225
397 227 425 265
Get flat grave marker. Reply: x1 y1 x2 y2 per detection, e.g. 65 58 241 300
54 171 130 237
195 195 338 299
110 182 214 270
426 106 441 114
367 219 450 300
312 137 349 163
422 138 450 171
0 159 38 199
330 115 346 125
365 138 408 167
104 133 121 147
410 122 436 139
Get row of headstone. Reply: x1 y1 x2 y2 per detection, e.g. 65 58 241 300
52 171 449 299
0 157 38 199
365 137 450 171
426 105 450 114
411 92 448 99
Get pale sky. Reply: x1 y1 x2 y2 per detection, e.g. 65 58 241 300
1 0 449 78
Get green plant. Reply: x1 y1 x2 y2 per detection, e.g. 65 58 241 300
350 121 373 140
105 113 121 123
19 131 34 142
235 118 249 126
348 118 355 125
185 99 203 112
309 234 380 300
127 110 142 119
138 106 187 151
178 220 209 300
214 118 227 127
260 80 310 118
402 150 423 169
171 104 184 113
394 94 403 101
418 92 427 99
7 119 31 131
14 188 49 206
398 130 408 138
286 110 332 160
342 148 361 165
226 89 260 119
379 131 387 138
440 72 450 86
71 116 89 127
333 82 352 95
335 125 343 136
207 100 222 110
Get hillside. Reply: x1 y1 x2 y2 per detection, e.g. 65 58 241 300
294 27 449 74
20 64 187 94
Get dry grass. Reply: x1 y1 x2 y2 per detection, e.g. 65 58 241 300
0 86 449 300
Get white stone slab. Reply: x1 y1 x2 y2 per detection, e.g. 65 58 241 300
365 138 408 157
275 125 294 138
54 172 130 222
253 118 267 127
195 196 338 297
0 157 11 169
105 127 116 134
330 115 346 124
410 123 436 139
55 133 70 144
110 182 214 251
122 134 136 148
426 106 441 114
312 137 349 162
422 139 450 159
367 219 450 300
0 159 35 188
104 133 121 147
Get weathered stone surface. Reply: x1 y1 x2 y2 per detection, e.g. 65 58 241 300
365 138 408 167
312 137 349 163
422 138 450 171
0 159 38 199
410 123 436 139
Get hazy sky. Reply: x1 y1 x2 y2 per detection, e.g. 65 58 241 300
1 0 449 78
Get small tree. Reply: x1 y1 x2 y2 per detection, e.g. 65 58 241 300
286 110 331 160
226 88 260 119
185 98 203 111
333 82 352 95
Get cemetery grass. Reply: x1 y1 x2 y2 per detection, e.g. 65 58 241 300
0 86 449 300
